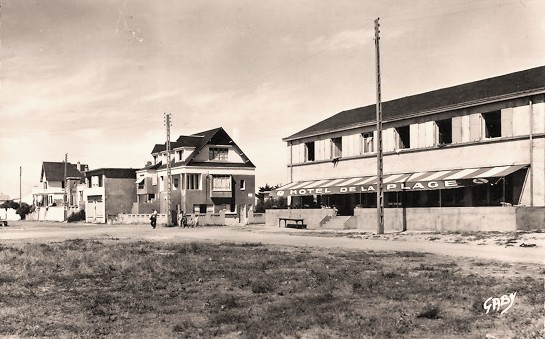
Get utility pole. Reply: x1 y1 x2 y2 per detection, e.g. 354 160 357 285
19 166 22 205
64 153 68 207
164 113 173 225
374 17 384 234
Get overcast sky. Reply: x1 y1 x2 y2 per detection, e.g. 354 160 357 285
1 0 544 200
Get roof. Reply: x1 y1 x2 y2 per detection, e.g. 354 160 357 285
284 65 545 141
85 168 137 179
151 133 209 154
149 127 255 169
41 162 85 182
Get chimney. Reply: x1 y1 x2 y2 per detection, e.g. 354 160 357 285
77 161 81 171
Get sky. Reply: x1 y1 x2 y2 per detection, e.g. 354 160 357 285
1 0 544 201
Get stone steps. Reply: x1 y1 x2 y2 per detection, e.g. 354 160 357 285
321 216 351 230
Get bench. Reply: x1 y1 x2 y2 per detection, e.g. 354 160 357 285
286 223 307 229
278 217 306 229
0 220 8 227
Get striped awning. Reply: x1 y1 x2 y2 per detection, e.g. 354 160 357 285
272 164 528 197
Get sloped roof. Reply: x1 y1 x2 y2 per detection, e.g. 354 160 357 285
85 168 137 179
149 127 255 169
41 162 85 182
151 133 208 154
284 65 545 141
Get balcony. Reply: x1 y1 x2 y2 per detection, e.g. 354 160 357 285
210 190 232 198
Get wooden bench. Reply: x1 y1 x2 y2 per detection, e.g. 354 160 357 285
286 223 307 229
278 217 306 229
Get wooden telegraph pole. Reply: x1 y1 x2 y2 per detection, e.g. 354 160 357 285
374 18 385 234
164 113 173 225
64 153 68 206
19 166 22 205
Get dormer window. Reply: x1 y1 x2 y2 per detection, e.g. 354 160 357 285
177 150 183 161
153 155 158 164
209 147 228 161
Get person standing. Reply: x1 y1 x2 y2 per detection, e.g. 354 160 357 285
150 209 158 229
178 211 186 228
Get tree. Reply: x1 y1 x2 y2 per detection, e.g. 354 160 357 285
255 184 287 212
16 203 31 220
0 200 20 210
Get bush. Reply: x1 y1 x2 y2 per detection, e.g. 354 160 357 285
67 209 86 222
16 203 31 220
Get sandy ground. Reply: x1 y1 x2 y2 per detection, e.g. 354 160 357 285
1 221 543 265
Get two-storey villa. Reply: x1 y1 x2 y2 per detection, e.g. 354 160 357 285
272 66 545 231
31 161 88 221
134 127 256 221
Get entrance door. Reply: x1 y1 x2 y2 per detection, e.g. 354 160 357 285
329 194 355 216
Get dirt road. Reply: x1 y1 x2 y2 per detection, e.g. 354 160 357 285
1 221 543 264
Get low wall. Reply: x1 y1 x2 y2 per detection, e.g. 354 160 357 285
28 206 66 222
117 213 168 225
266 209 336 229
118 211 232 226
515 207 545 231
354 207 518 232
249 212 265 224
1 208 21 221
188 213 224 226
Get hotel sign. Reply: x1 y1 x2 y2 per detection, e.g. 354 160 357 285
274 179 474 197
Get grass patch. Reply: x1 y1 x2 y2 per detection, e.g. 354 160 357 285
0 240 541 338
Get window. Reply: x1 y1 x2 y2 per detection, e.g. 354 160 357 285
159 176 164 192
176 150 183 161
395 126 410 149
209 147 228 161
43 182 48 189
173 178 179 190
240 179 246 190
436 119 452 145
212 175 231 191
148 193 155 201
331 137 342 158
186 174 200 190
361 132 374 153
138 179 145 189
153 155 158 164
91 175 102 187
483 111 501 138
304 142 315 161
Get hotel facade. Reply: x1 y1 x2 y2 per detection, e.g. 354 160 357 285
271 66 545 231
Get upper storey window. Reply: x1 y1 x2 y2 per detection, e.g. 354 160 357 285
395 126 410 149
436 119 452 145
305 142 315 162
209 147 228 161
331 138 342 158
89 175 102 188
361 132 374 153
483 111 501 138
